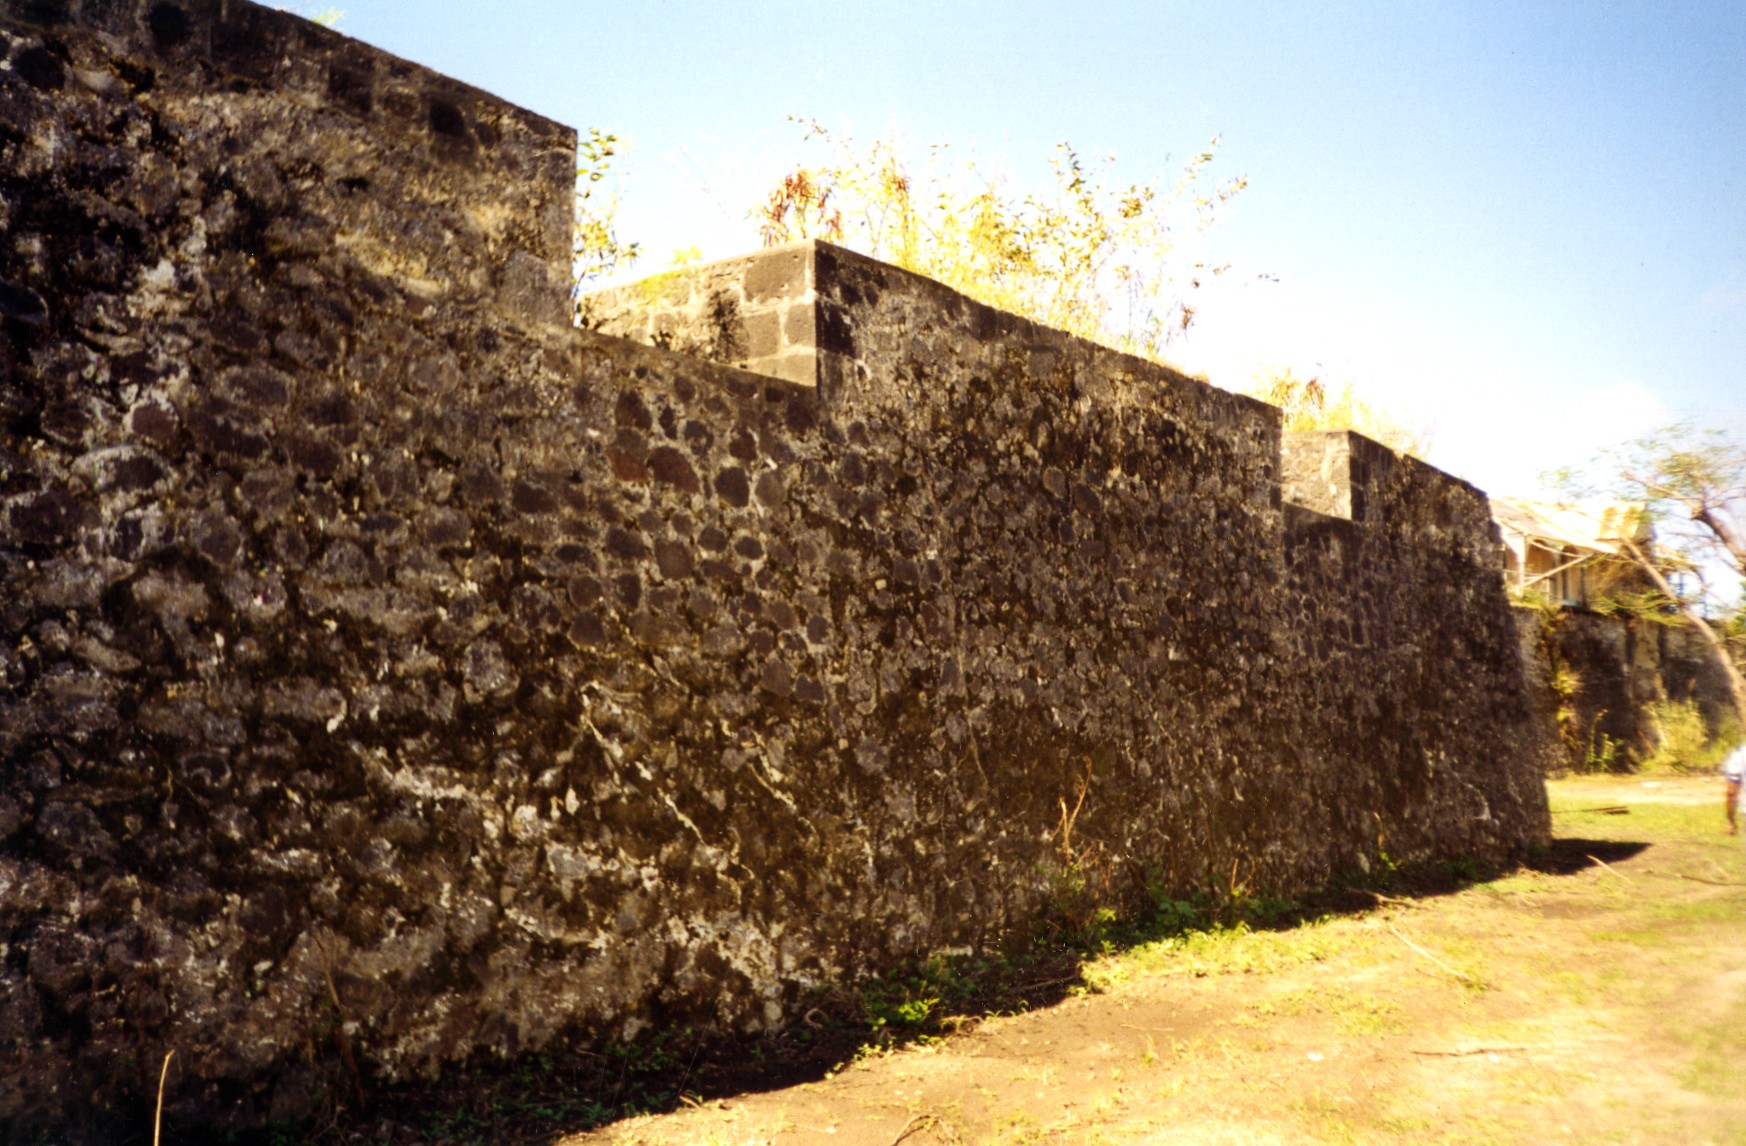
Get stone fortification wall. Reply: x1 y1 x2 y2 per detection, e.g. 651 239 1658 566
0 0 600 1130
1280 433 1560 860
1 2 1547 1135
582 244 823 385
1514 606 1739 767
587 242 1554 877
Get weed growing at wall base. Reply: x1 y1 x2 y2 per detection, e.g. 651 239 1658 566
1584 718 1623 772
175 851 1524 1143
568 780 1746 1146
1643 698 1739 773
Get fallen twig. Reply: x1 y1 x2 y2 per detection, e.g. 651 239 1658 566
1677 873 1746 887
153 1049 174 1146
1056 756 1094 866
1410 1046 1529 1057
1364 890 1419 908
891 1112 962 1144
1585 854 1634 882
1552 806 1630 815
309 932 367 1109
1388 924 1480 985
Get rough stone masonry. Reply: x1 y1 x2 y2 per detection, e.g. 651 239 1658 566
0 0 1553 1135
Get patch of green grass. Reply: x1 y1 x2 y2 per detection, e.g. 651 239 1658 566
855 951 985 1036
1375 1112 1437 1135
1593 891 1746 950
1288 1088 1363 1144
1084 917 1342 992
1246 984 1407 1038
1335 996 1406 1037
1642 892 1746 925
1682 1000 1746 1099
1546 783 1730 845
1441 855 1483 882
1476 871 1548 895
1641 701 1740 774
984 1110 1046 1145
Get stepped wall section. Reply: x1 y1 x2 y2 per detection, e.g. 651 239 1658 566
0 2 1547 1132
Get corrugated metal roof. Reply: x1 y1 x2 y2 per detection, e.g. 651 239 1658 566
1491 497 1649 554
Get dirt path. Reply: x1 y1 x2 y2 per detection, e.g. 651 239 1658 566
564 777 1746 1146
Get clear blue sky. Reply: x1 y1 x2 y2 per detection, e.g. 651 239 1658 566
315 1 1745 499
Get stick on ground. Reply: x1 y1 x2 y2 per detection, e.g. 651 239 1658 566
1678 873 1746 887
1388 924 1480 985
153 1050 174 1146
890 1112 962 1144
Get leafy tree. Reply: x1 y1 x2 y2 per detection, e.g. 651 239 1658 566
573 128 640 301
277 3 343 27
753 123 1429 455
1557 424 1746 727
1244 365 1430 458
753 120 1248 363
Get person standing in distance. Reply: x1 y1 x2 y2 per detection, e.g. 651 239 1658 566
1724 739 1746 836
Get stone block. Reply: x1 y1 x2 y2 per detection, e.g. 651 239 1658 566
740 305 783 359
743 244 810 302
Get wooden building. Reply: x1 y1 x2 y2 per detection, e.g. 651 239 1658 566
1492 497 1650 607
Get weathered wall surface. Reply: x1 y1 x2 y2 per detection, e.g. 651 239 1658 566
1280 433 1561 859
802 252 1550 876
0 0 618 1130
1 1 1548 1136
1654 622 1739 734
1514 606 1739 767
582 244 822 386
